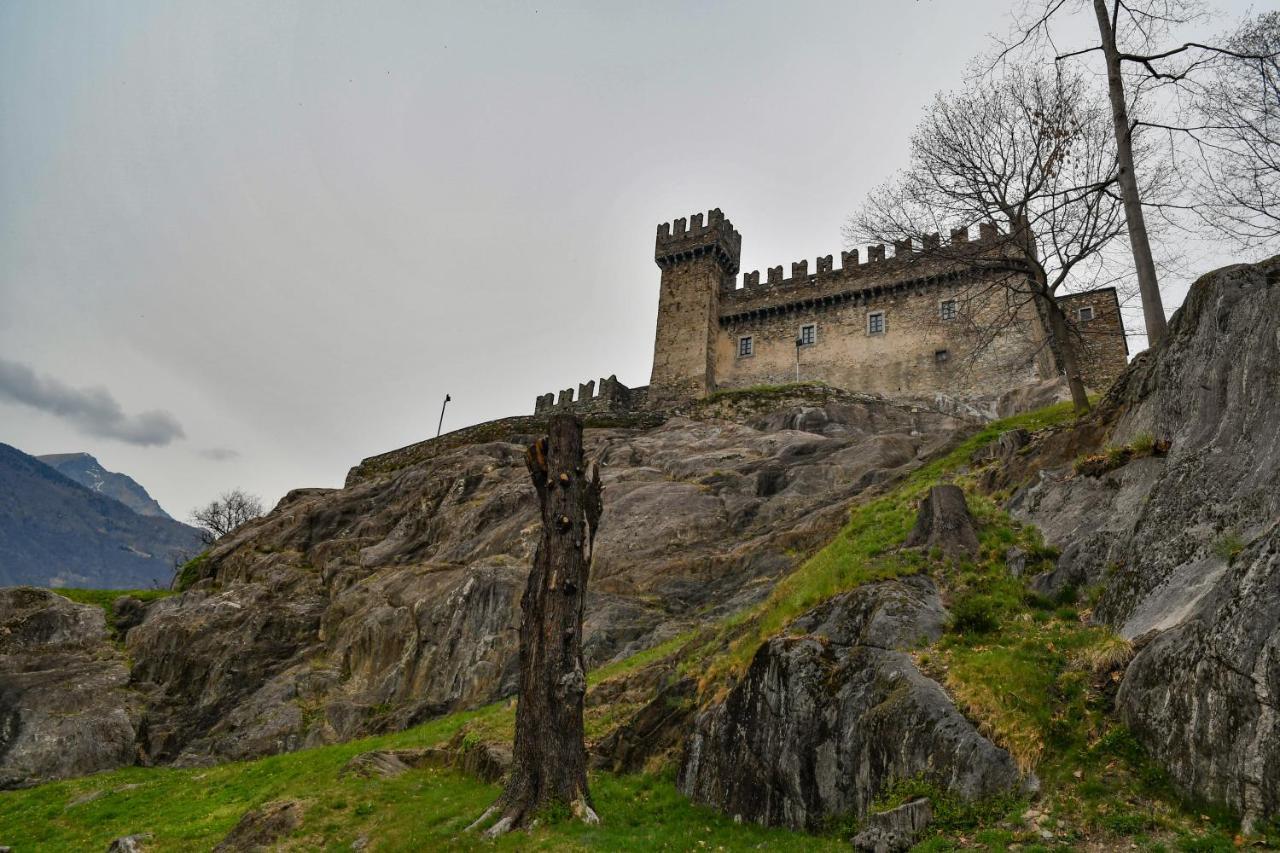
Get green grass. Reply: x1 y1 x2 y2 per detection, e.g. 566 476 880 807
699 401 1080 686
0 714 844 852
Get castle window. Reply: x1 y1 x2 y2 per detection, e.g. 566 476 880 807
1078 306 1095 322
798 324 816 346
867 311 886 335
940 299 957 321
935 349 950 364
738 335 754 358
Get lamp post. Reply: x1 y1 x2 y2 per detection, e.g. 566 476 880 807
795 337 803 383
437 394 451 438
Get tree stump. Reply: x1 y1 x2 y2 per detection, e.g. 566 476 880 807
469 413 602 836
904 484 979 558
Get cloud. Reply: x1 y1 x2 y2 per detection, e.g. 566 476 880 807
199 447 240 461
0 357 185 446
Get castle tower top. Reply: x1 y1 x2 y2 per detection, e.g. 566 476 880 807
655 208 742 276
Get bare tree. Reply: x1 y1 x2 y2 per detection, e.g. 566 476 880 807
1192 12 1280 245
190 488 264 545
469 414 603 837
847 67 1140 413
999 0 1269 346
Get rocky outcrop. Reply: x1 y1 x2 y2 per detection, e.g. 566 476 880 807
0 588 139 788
678 576 1027 829
117 392 969 766
212 800 303 852
1009 255 1280 827
852 797 933 853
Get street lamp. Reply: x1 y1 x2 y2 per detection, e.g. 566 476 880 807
437 394 451 438
794 337 803 383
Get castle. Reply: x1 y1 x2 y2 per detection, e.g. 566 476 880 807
535 209 1128 414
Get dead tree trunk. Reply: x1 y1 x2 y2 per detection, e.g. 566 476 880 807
469 413 603 837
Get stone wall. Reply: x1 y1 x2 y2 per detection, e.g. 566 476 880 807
647 211 1131 401
532 375 649 416
716 269 1046 396
648 210 741 406
1056 287 1130 390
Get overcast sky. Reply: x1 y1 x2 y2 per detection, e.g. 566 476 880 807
0 0 1263 519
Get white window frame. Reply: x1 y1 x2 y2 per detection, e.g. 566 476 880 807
939 299 957 321
798 323 817 347
1077 305 1095 322
737 335 754 358
867 311 886 335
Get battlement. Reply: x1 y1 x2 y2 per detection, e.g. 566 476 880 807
727 222 1011 302
533 375 649 416
655 208 742 275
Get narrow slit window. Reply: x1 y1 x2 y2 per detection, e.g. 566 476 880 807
799 324 816 346
738 335 754 358
940 299 957 321
867 311 886 335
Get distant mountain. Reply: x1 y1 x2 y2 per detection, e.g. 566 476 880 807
37 452 174 520
0 443 204 589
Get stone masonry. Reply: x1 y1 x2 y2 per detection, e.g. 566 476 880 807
534 208 1128 414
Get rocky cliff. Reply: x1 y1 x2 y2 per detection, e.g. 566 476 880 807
120 390 970 768
1008 254 1280 830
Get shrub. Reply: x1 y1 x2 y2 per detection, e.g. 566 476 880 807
950 594 1001 634
1130 432 1155 455
1212 531 1246 561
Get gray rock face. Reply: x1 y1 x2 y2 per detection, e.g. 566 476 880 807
677 576 1026 829
117 394 967 766
853 797 933 853
1010 255 1280 827
0 588 138 788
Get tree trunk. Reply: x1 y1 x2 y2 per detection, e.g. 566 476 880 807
1043 293 1092 413
469 413 603 837
1092 0 1168 347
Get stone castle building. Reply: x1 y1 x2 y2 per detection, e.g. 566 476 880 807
536 208 1128 414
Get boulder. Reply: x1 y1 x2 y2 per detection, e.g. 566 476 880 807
678 576 1026 829
105 836 151 852
0 588 138 789
212 800 303 852
852 797 933 852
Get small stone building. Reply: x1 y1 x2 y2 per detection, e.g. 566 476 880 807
534 208 1128 414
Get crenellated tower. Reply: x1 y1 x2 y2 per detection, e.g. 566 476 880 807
649 208 742 405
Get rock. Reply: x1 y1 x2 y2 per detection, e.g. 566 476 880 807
995 377 1074 419
678 576 1027 829
105 836 151 852
903 485 979 558
0 588 139 789
591 677 696 773
1005 547 1027 578
212 799 303 852
339 748 439 779
111 596 148 636
96 390 967 767
1008 255 1280 827
852 797 933 852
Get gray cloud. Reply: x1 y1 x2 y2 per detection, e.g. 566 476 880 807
199 447 240 462
0 357 185 446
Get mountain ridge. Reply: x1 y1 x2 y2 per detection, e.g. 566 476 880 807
37 451 174 520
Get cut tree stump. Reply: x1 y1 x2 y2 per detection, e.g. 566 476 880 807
468 413 602 836
904 484 979 558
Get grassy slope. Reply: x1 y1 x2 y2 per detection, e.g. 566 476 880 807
4 402 1271 851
